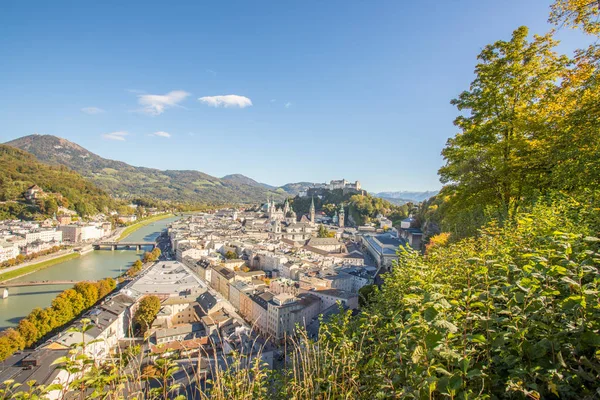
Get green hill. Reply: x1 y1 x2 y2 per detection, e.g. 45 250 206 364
5 135 286 205
0 145 118 220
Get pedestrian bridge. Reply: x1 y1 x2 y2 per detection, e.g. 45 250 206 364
2 280 84 288
93 241 156 251
1 280 86 299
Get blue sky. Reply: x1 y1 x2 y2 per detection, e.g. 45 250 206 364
0 1 591 192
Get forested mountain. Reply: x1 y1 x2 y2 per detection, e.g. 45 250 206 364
0 145 119 219
221 174 276 189
5 135 286 205
278 182 316 195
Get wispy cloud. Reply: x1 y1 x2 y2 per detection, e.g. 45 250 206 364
198 95 252 109
285 102 292 109
102 131 128 141
270 99 277 103
81 107 105 114
151 131 171 138
206 69 217 76
138 90 190 115
126 89 145 94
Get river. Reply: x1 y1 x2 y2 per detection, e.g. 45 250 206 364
0 216 179 329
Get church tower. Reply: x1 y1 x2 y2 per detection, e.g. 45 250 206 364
309 196 316 224
283 198 290 215
339 203 345 228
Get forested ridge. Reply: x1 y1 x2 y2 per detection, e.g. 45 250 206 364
0 145 120 219
1 1 599 398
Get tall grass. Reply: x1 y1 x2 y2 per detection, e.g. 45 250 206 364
0 317 368 400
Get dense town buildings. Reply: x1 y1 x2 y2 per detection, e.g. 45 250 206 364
0 197 415 395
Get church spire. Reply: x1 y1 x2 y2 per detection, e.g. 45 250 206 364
309 196 316 224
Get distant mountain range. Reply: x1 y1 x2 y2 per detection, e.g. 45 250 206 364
4 135 439 205
5 135 286 204
373 190 439 204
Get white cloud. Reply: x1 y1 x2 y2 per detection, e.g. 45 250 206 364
152 131 171 138
285 102 292 109
198 94 252 109
81 107 104 114
270 99 277 103
102 131 128 141
206 69 217 76
138 90 190 115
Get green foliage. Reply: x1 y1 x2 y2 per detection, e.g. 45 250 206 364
319 196 600 399
224 250 238 260
440 27 569 227
358 284 377 308
433 22 600 239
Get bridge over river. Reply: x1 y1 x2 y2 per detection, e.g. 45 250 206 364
1 280 86 298
93 241 156 251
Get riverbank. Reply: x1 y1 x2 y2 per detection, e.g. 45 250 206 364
116 213 173 241
0 215 179 329
0 252 80 283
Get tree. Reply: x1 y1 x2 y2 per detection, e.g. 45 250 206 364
51 295 75 326
58 289 86 316
439 27 568 228
74 282 99 308
317 225 336 238
358 284 377 308
550 0 600 35
44 197 58 216
134 295 161 335
224 250 237 260
96 278 116 298
128 259 144 277
17 319 39 348
143 248 161 263
0 329 24 361
27 307 55 337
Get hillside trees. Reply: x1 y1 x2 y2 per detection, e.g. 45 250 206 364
0 145 121 219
